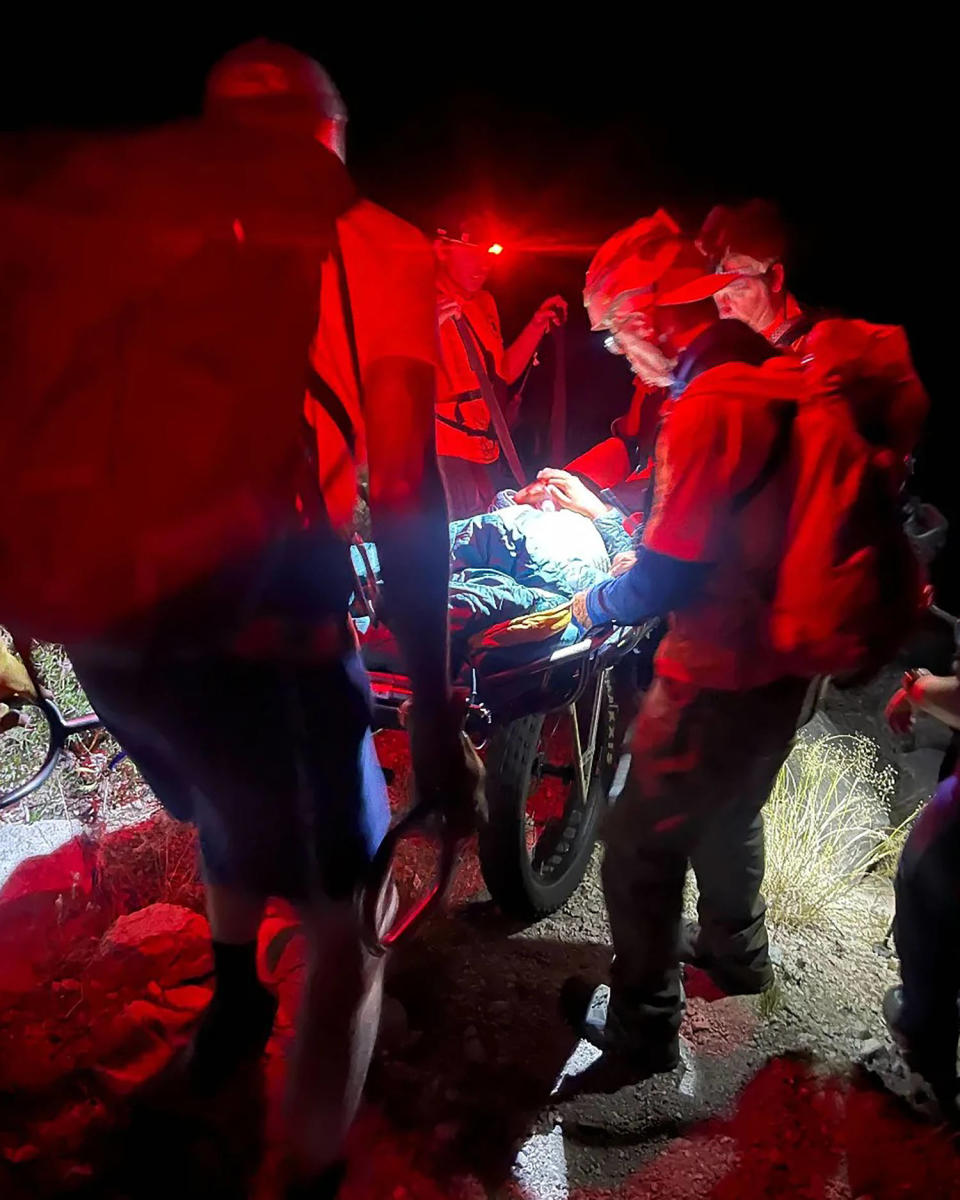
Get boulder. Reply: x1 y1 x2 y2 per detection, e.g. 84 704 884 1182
95 903 211 992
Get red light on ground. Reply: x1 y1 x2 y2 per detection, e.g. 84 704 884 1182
488 243 504 255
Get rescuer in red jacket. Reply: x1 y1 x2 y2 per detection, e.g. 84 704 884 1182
558 218 813 1094
699 199 929 480
1 41 478 1198
434 217 568 517
538 212 686 525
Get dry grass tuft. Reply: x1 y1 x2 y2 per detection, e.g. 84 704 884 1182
763 733 906 932
1 632 155 825
93 813 203 915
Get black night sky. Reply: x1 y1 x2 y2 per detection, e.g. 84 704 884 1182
3 17 955 600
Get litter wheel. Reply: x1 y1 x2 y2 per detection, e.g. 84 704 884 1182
478 675 616 919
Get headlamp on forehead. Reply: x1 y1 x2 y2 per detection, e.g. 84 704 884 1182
436 226 503 256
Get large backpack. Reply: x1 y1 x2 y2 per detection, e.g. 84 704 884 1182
768 322 925 683
0 121 356 643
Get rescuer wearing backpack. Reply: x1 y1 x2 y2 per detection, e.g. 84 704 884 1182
699 199 929 487
0 41 478 1197
561 217 922 1091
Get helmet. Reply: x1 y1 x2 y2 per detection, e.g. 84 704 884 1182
584 210 737 330
205 40 346 127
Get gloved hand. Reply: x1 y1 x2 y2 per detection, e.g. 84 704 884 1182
1 641 37 734
1 641 36 705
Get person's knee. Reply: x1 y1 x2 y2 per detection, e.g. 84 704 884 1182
602 832 685 903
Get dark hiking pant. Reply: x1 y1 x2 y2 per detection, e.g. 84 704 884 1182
894 771 960 1096
601 674 809 1050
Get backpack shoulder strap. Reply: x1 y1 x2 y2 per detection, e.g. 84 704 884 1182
732 402 797 513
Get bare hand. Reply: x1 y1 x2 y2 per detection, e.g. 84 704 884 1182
571 591 592 630
409 704 485 837
514 480 551 508
884 688 915 735
611 550 637 578
536 468 609 520
532 295 568 333
438 296 462 326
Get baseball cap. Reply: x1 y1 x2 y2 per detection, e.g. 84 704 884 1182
435 213 503 255
697 199 787 270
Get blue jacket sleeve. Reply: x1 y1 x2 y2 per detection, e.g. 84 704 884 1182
585 547 711 628
592 508 634 559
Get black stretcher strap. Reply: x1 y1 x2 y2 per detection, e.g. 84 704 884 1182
452 313 526 486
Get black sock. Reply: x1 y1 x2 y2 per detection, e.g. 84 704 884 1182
211 939 262 1001
188 940 277 1089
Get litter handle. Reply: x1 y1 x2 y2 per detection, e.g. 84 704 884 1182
359 802 463 956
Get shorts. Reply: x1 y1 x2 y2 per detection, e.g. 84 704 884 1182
69 641 390 903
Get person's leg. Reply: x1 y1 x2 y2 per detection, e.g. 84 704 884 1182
69 643 282 1084
278 653 388 1187
891 774 960 1103
689 806 771 989
596 676 808 1053
602 783 691 1054
187 883 277 1086
206 883 266 944
592 676 710 1057
285 900 384 1177
687 678 806 989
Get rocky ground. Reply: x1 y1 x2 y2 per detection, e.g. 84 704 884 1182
1 633 959 1196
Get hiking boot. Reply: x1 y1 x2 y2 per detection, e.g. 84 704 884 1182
558 976 679 1094
678 919 774 996
883 986 960 1119
183 982 278 1093
882 986 911 1054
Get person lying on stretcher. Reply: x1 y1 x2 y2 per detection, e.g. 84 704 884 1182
513 468 640 581
351 480 640 665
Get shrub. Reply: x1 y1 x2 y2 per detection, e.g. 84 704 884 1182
762 733 904 931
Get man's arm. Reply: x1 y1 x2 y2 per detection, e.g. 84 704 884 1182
579 548 710 627
364 357 451 713
365 355 481 825
886 671 960 734
501 296 567 384
573 392 723 628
